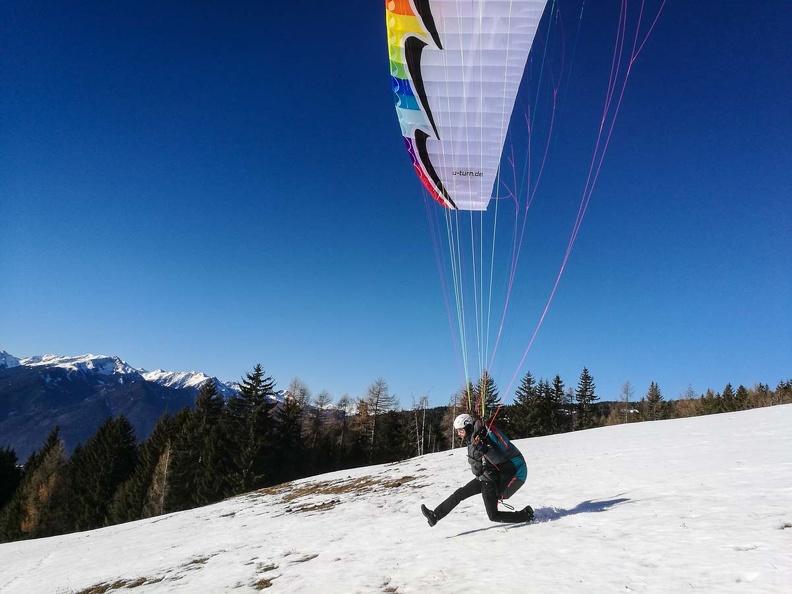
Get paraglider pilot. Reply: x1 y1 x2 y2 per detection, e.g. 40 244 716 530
421 413 533 526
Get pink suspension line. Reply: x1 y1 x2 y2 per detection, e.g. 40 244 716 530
504 0 667 396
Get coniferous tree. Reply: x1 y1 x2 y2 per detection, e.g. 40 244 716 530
189 380 235 506
227 365 278 491
472 371 501 419
273 394 305 484
510 372 537 438
575 367 599 430
721 383 736 412
525 379 546 436
778 380 792 404
148 398 227 514
109 413 175 523
645 382 664 421
160 408 200 512
699 388 721 415
377 409 411 463
734 385 749 411
0 427 66 542
530 378 560 436
547 374 566 434
0 446 23 512
62 416 138 531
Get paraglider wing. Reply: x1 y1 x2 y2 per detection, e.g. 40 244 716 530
386 0 549 211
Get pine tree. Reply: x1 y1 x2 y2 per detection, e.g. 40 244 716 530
0 446 23 512
699 389 721 415
0 427 66 542
273 394 305 484
471 371 501 419
721 383 736 412
109 413 175 523
547 374 565 434
62 416 138 531
227 364 278 491
377 410 411 463
575 367 599 430
162 408 201 512
531 379 562 436
191 381 235 506
778 380 792 404
645 382 664 421
510 372 537 438
734 385 749 411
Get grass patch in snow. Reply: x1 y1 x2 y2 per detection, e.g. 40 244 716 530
255 474 422 511
75 576 164 593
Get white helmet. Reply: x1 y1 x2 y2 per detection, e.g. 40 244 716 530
453 413 474 430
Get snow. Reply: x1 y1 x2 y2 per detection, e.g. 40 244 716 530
2 350 239 395
0 350 21 369
140 369 214 390
1 406 791 593
141 369 239 397
19 354 140 377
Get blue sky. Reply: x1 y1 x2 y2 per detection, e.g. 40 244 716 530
2 1 790 408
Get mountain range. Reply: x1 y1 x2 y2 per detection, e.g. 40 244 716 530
0 350 240 461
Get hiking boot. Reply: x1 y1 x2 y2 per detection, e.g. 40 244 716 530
421 504 438 527
518 505 534 522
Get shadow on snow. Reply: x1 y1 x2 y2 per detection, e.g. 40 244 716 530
450 496 631 538
530 496 631 524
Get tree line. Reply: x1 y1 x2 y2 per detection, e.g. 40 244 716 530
1 363 789 544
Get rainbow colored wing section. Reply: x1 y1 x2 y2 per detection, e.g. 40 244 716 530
386 0 549 211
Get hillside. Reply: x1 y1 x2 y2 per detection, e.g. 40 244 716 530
1 405 790 593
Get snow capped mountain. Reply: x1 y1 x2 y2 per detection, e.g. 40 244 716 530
0 350 241 458
141 369 239 398
0 350 21 369
1 350 238 395
20 353 142 379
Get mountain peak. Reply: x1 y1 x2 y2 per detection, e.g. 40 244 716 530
0 350 21 369
19 353 140 377
1 349 239 397
140 368 238 397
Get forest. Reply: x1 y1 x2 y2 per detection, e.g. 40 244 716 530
1 364 790 544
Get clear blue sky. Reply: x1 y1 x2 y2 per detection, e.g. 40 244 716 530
2 1 789 408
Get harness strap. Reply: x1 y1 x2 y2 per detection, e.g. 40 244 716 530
487 404 504 431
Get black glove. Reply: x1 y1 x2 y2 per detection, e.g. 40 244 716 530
480 459 500 484
472 432 489 455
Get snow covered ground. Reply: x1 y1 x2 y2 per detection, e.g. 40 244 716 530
1 405 790 593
